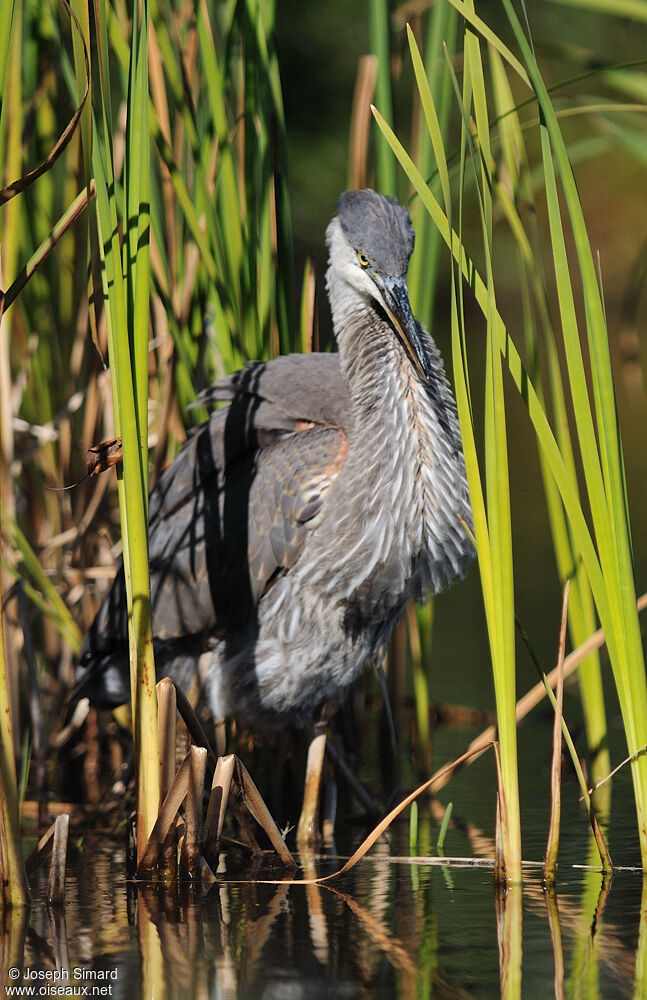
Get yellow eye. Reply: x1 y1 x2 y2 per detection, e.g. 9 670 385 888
357 252 370 268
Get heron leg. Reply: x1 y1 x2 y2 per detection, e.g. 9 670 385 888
296 718 328 849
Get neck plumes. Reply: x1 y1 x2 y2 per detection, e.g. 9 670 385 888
322 266 474 612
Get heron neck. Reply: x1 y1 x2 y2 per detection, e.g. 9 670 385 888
319 265 472 609
327 270 415 425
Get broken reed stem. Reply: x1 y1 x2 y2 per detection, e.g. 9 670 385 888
138 754 192 872
24 813 70 906
179 746 207 880
141 680 295 879
544 581 569 885
203 753 236 852
46 814 69 907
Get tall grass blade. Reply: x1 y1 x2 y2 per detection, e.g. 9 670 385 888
407 8 458 327
501 0 647 869
0 0 15 117
489 45 610 790
90 0 160 864
369 0 396 195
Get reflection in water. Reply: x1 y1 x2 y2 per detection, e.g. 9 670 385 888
5 842 647 999
496 883 522 1000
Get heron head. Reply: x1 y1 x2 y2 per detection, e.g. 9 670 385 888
326 189 432 380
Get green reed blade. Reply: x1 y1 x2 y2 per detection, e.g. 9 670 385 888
91 0 160 864
489 45 609 790
0 0 16 119
407 10 458 328
502 0 647 868
369 0 396 195
445 0 531 88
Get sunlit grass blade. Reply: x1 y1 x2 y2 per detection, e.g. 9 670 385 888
0 0 15 117
408 602 432 768
407 9 458 326
501 0 647 868
435 17 521 882
489 45 610 791
91 0 160 865
369 0 396 195
445 0 531 88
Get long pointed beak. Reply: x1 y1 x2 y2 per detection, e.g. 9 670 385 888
376 274 432 380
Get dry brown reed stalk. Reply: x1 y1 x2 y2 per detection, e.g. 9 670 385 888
157 677 176 798
299 258 318 354
544 581 569 885
349 55 379 190
138 752 197 872
140 677 295 878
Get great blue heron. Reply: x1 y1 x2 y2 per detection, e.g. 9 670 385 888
76 188 473 749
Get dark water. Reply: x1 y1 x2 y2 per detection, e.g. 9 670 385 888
14 842 645 999
9 709 647 1000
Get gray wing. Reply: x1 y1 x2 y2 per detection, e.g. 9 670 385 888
77 353 351 704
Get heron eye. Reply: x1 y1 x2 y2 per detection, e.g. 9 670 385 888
357 252 370 268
